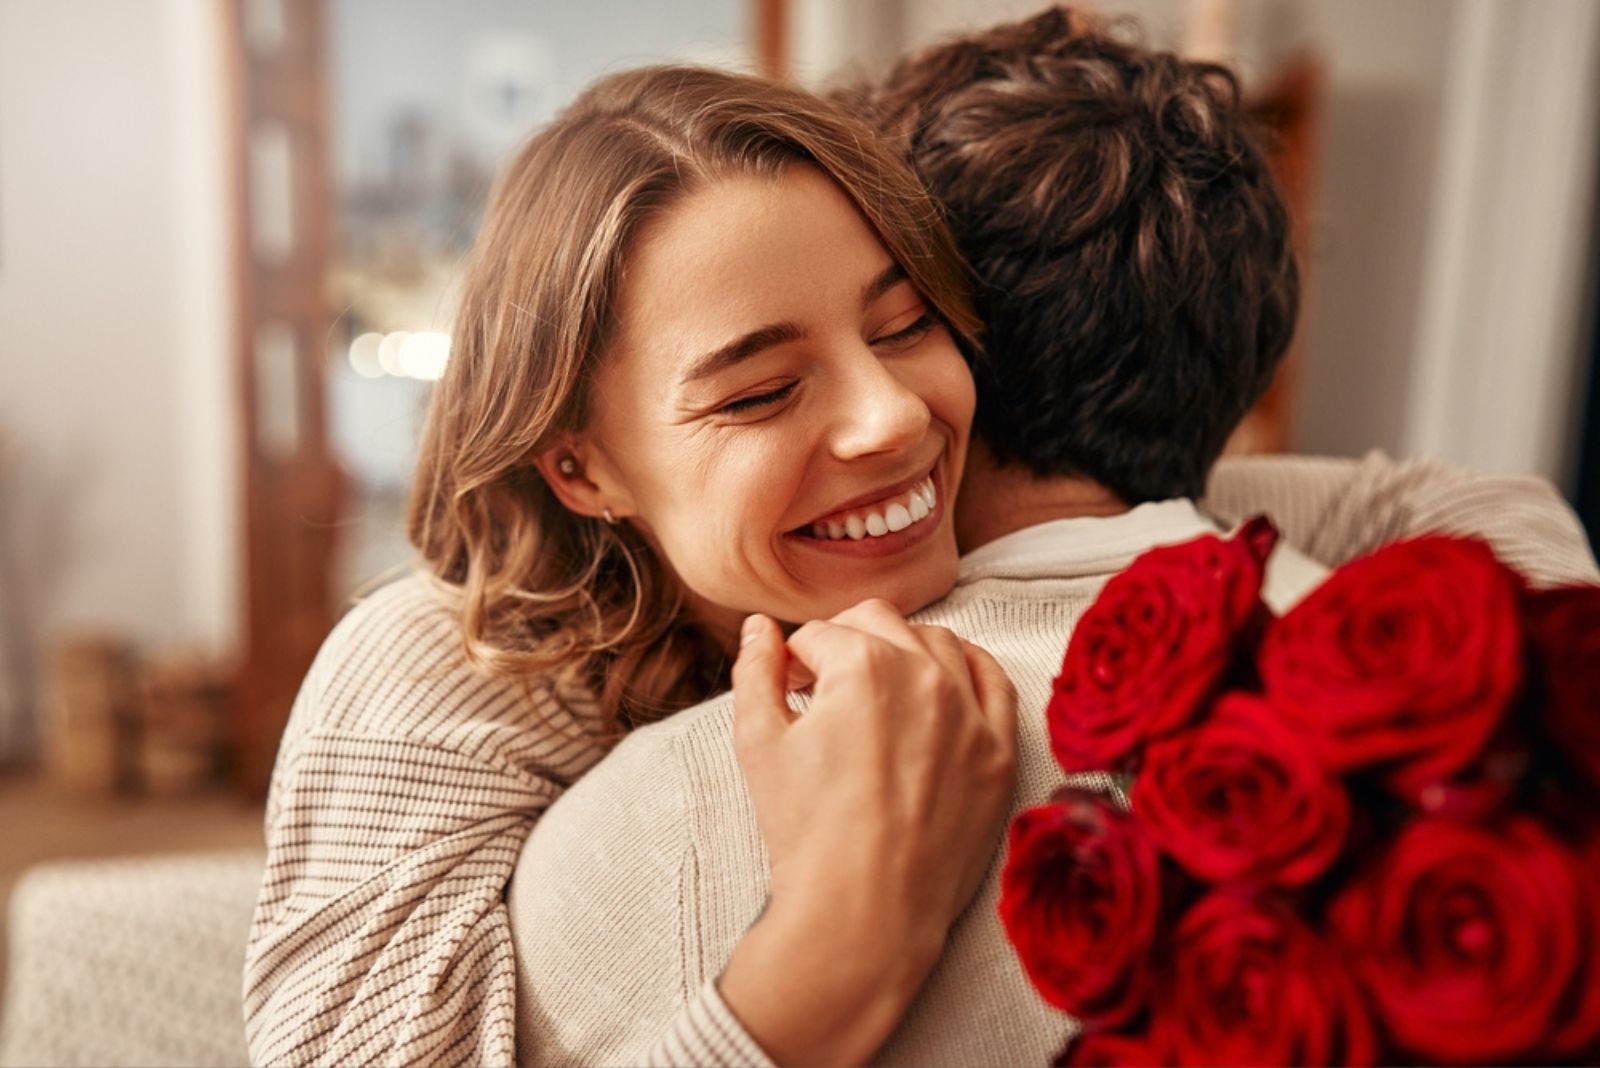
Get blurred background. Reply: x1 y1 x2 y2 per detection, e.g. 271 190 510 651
0 0 1596 934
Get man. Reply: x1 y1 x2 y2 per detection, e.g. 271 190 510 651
506 10 1596 1066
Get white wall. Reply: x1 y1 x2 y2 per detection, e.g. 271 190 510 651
0 0 236 705
1405 0 1600 482
1277 0 1462 464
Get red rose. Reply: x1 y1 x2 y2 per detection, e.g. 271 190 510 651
1132 692 1349 887
1525 583 1600 789
1546 830 1600 1059
1157 891 1376 1066
1059 1030 1168 1067
1330 817 1586 1062
1257 536 1523 797
999 790 1162 1026
1048 519 1276 773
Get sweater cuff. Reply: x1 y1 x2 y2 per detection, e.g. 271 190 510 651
645 978 776 1068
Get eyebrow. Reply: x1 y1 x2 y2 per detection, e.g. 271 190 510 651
679 321 806 385
861 262 908 307
678 263 911 386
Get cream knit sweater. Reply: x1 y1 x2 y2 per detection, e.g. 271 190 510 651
243 452 1598 1067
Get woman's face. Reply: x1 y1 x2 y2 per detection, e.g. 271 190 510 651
572 164 974 638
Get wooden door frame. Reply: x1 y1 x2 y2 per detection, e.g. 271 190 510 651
224 0 343 797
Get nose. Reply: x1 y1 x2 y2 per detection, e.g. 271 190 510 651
826 349 932 461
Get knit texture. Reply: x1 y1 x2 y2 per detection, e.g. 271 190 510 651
1204 450 1597 588
243 578 609 1068
244 453 1598 1067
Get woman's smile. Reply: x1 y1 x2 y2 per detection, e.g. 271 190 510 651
786 464 945 557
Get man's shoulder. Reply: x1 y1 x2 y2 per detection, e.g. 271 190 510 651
553 690 737 811
909 565 1108 644
906 512 1328 661
1262 541 1328 612
633 689 737 746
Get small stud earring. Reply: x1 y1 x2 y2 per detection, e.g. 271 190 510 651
557 455 579 478
602 507 617 525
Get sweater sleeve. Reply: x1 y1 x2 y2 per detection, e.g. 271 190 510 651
1203 450 1598 587
242 578 605 1068
643 981 777 1068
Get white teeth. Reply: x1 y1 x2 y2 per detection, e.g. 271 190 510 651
809 476 937 542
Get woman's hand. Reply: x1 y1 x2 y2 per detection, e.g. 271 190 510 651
716 599 1018 1066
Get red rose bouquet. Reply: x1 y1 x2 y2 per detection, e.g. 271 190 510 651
1000 520 1600 1065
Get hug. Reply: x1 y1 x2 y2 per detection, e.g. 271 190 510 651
243 8 1598 1067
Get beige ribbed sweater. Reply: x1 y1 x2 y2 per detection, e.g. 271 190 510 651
243 452 1598 1068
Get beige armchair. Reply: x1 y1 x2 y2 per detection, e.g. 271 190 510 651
0 850 264 1068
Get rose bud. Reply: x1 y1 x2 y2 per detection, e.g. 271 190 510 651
1258 536 1523 797
1331 816 1585 1063
1157 891 1377 1066
999 790 1162 1027
1048 520 1276 773
1524 583 1600 791
1133 692 1349 888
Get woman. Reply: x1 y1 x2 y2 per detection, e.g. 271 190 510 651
245 64 1015 1068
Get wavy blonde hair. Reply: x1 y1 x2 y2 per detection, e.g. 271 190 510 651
407 65 981 737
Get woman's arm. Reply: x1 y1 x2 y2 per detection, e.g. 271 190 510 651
1203 450 1597 586
243 578 606 1068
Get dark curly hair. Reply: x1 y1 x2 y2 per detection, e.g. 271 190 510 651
845 7 1299 502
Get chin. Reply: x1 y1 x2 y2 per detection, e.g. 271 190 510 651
869 554 961 619
769 546 961 625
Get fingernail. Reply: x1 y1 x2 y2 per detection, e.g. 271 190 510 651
741 614 765 647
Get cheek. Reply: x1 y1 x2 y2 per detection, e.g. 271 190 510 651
921 343 977 438
952 359 977 429
637 434 808 585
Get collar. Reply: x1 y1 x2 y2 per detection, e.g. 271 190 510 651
955 499 1222 585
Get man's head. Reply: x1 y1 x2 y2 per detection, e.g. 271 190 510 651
850 7 1299 504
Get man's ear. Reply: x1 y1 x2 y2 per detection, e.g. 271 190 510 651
532 438 632 521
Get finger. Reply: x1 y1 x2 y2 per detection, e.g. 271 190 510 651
784 618 896 692
822 598 924 656
910 624 981 705
783 657 816 692
732 614 795 751
958 637 1018 745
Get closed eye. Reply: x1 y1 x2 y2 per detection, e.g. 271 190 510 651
872 313 936 349
718 381 798 415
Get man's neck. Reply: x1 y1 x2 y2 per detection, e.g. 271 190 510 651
954 442 1130 552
